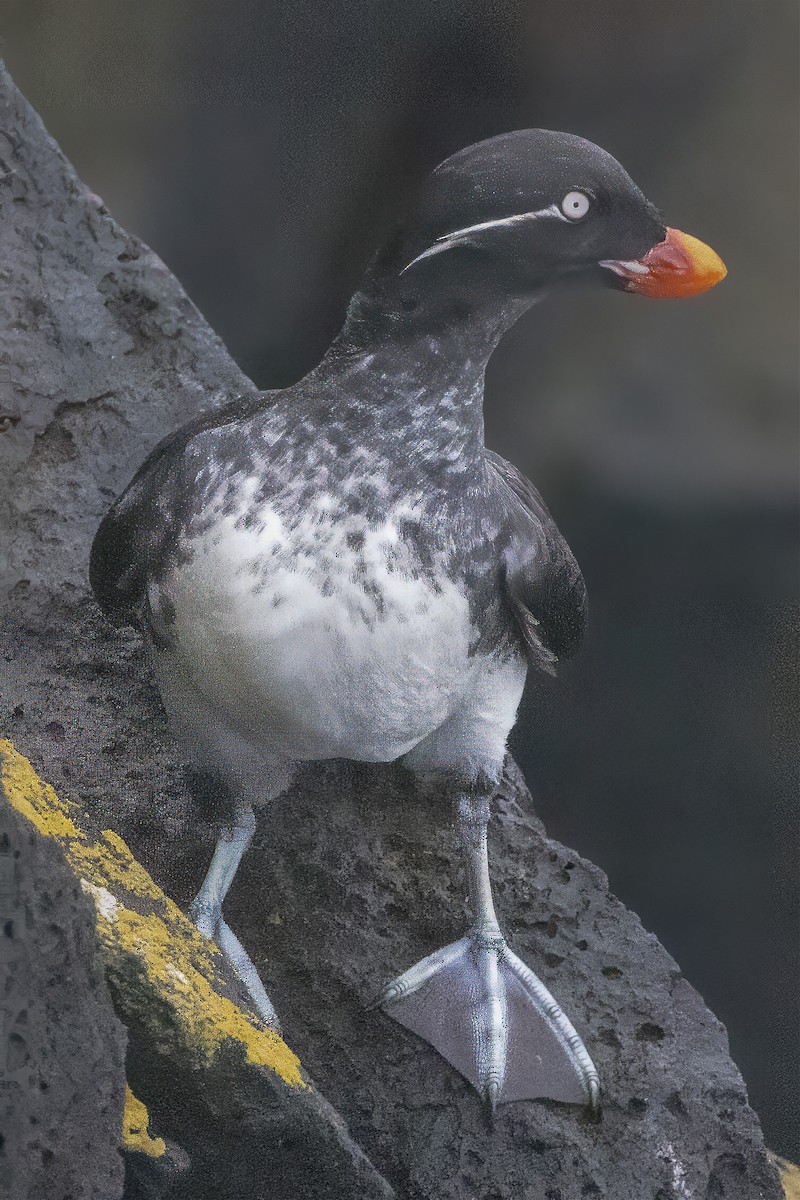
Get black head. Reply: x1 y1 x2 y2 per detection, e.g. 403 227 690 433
400 130 665 288
349 130 724 342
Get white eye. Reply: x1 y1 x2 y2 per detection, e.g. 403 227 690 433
561 191 591 221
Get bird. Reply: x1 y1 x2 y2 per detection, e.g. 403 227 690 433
90 129 726 1115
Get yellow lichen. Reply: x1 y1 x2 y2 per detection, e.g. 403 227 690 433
123 1086 166 1158
770 1152 800 1200
95 898 302 1080
0 742 83 842
0 738 306 1089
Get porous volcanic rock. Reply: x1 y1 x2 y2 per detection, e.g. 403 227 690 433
0 799 127 1200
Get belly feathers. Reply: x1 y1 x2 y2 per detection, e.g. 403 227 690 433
155 507 475 761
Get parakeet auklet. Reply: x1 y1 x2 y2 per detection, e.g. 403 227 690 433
90 130 726 1114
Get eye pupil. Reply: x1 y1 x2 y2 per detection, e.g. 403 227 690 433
561 190 590 220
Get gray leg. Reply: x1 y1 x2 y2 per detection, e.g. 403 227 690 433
375 790 600 1114
189 804 279 1029
460 795 509 1112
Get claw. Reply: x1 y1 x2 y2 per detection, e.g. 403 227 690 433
483 1078 501 1122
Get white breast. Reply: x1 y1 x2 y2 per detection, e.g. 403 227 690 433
154 496 479 762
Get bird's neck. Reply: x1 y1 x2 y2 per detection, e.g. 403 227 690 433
312 276 536 466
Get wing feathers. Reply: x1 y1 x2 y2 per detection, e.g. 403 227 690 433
486 450 587 668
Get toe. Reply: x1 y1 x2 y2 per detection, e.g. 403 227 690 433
374 938 470 1010
214 920 280 1028
475 940 509 1105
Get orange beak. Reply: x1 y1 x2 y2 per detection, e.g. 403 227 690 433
600 227 727 298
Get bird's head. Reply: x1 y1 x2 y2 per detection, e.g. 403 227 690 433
361 130 726 334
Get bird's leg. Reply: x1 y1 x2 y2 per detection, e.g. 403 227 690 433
459 794 508 1112
374 789 600 1112
188 803 279 1029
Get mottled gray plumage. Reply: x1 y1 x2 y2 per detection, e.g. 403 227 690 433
90 354 585 675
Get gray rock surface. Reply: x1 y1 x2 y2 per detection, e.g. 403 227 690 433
0 798 127 1200
0 57 782 1200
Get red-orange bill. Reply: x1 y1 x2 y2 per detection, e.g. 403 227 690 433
601 227 727 298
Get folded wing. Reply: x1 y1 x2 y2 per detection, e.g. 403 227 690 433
486 450 587 673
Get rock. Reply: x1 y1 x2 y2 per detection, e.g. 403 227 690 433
0 783 127 1200
0 56 782 1200
1 741 394 1200
0 58 250 603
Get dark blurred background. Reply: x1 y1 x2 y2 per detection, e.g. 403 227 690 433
2 0 798 1160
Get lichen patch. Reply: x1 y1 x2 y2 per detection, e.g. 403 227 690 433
0 738 306 1090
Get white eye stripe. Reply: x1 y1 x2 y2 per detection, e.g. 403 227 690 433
561 190 591 220
400 204 568 273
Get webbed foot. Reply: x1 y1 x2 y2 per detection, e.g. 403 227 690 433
374 929 599 1110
